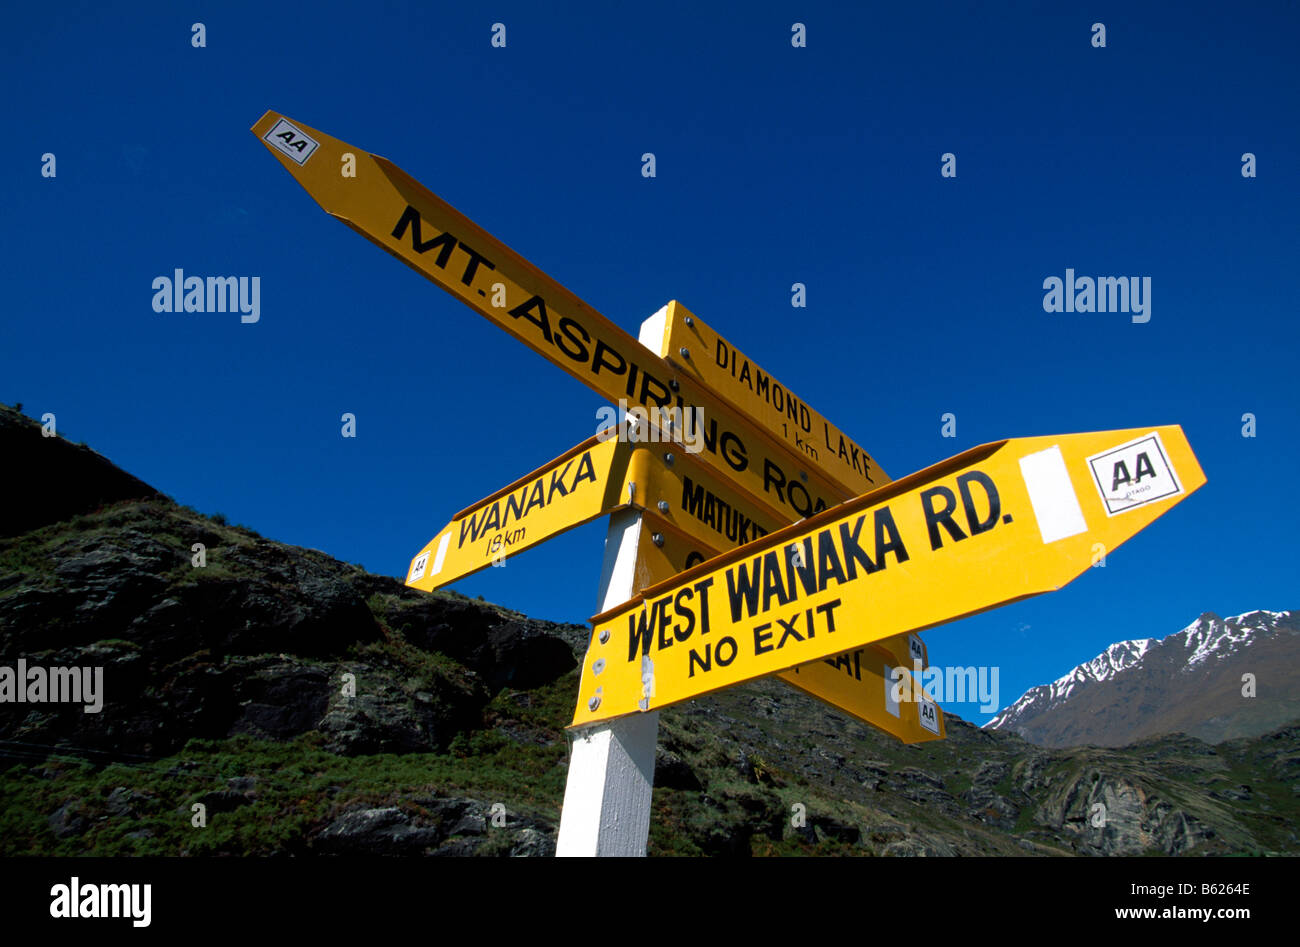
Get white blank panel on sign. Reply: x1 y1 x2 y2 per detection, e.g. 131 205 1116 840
430 533 451 575
1018 445 1088 544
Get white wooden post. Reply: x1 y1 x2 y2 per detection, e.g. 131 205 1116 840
555 510 660 856
555 313 669 857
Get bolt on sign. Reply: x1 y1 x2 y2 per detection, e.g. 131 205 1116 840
643 302 885 498
251 112 855 525
571 427 1205 727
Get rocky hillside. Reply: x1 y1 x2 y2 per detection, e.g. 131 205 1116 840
989 611 1300 747
0 406 160 539
1 402 1297 856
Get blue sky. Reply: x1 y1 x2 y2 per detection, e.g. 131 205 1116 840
3 2 1297 725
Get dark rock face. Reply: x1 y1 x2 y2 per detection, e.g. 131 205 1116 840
48 801 88 839
0 407 161 538
315 661 488 756
1026 764 1218 856
803 812 862 846
654 746 701 791
387 595 577 691
962 759 1023 832
227 659 335 740
311 798 555 857
691 786 786 856
314 806 445 855
1 535 381 662
197 789 253 814
0 496 572 760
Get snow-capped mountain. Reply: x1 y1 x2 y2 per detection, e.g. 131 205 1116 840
986 610 1299 747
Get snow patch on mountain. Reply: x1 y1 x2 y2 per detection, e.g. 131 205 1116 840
1182 610 1288 670
986 610 1291 731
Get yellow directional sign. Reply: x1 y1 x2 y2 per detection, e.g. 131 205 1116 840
405 434 628 591
637 517 943 742
252 111 859 524
571 426 1205 727
646 301 886 497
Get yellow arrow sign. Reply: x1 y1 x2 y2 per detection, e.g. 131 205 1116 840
252 111 865 524
638 518 943 743
572 426 1205 727
646 301 885 497
405 434 628 590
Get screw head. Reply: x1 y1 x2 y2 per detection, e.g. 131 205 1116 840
800 471 809 483
684 316 694 326
588 696 601 711
599 629 610 644
651 532 664 547
657 500 670 514
678 346 690 359
664 452 675 465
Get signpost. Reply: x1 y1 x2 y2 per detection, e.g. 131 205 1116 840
254 111 1206 857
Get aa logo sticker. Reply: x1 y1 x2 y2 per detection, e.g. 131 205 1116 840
408 550 431 583
1086 432 1183 516
918 699 940 735
263 118 319 165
